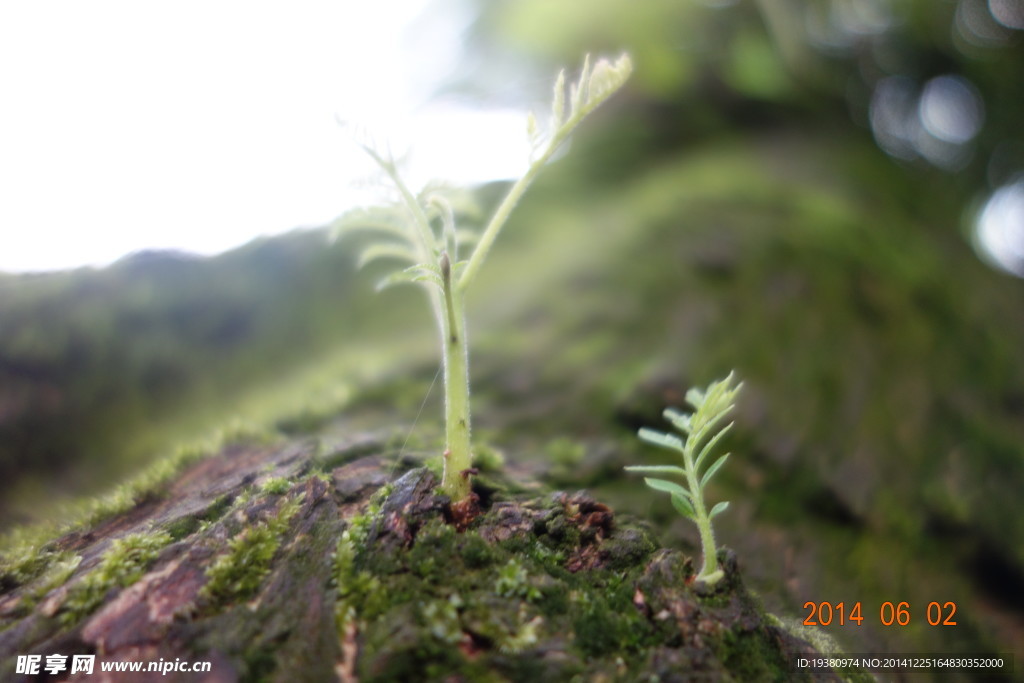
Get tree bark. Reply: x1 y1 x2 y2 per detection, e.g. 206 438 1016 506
1 437 851 682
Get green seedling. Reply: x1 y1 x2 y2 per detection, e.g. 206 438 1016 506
335 54 632 502
626 372 742 585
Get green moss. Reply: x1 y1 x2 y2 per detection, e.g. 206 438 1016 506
0 438 220 589
31 552 82 600
458 532 497 569
571 599 632 658
203 526 279 604
571 572 652 659
201 493 302 606
420 594 464 645
334 485 396 631
0 538 61 593
0 551 82 622
409 520 459 582
330 475 833 679
165 494 235 542
473 443 506 472
259 476 292 496
545 437 585 466
716 626 789 681
496 606 544 654
494 558 541 602
423 454 445 481
600 526 657 571
59 530 172 626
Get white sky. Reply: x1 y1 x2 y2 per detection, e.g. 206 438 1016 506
0 0 531 272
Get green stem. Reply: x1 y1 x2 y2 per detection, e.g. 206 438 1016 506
456 140 555 293
439 253 472 500
685 445 721 583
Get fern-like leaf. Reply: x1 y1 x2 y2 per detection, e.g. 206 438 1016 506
625 372 743 586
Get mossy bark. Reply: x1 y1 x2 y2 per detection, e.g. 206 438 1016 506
0 436 860 682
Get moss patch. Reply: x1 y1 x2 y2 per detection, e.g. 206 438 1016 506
336 468 855 681
201 492 303 606
58 530 172 627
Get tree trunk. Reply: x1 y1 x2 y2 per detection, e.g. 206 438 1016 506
1 436 854 682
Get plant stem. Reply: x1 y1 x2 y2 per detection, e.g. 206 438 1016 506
684 444 721 582
439 253 472 500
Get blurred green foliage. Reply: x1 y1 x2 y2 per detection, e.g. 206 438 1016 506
0 233 421 519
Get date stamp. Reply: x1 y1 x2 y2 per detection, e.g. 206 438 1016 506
793 601 1014 674
802 601 958 627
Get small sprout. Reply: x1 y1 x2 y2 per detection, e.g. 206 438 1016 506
334 54 632 502
626 372 743 585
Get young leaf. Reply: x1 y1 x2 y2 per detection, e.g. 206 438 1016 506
637 428 684 453
700 453 730 489
526 111 540 151
690 408 731 454
375 264 443 292
623 465 688 478
427 194 458 259
551 69 566 129
693 422 733 471
671 493 696 520
685 386 706 410
643 478 693 502
663 407 692 434
626 372 743 586
375 270 418 292
356 242 419 269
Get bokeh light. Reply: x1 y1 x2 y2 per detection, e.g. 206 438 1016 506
869 76 919 161
989 0 1024 29
975 179 1024 276
919 75 983 145
956 0 1014 47
869 73 983 170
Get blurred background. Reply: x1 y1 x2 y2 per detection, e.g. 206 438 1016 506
2 0 1023 671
